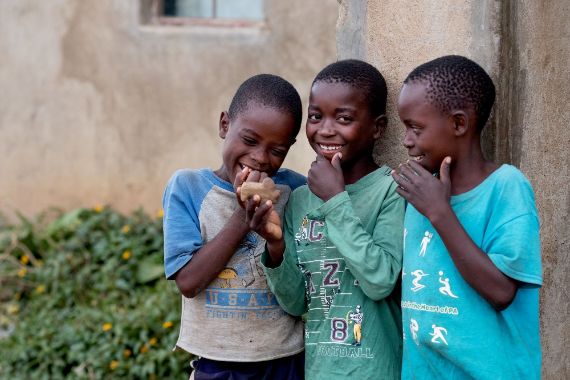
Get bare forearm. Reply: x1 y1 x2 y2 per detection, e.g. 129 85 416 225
430 206 517 310
174 210 249 298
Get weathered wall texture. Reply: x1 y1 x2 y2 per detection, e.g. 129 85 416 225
337 0 569 378
0 0 338 217
338 0 501 168
497 2 570 378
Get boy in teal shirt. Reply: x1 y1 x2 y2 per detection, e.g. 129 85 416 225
245 60 405 379
392 55 542 379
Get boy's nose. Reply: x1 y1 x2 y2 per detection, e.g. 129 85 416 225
318 119 336 136
403 131 414 148
251 147 269 166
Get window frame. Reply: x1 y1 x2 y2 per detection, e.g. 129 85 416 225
147 0 265 28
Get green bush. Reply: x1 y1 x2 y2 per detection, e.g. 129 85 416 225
0 207 189 379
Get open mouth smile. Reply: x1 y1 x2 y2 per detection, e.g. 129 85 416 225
240 163 259 171
318 144 344 153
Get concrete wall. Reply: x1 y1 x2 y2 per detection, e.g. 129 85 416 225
498 2 570 378
0 0 338 217
337 0 569 377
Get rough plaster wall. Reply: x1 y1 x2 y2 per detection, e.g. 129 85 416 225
0 0 338 217
505 1 570 377
337 0 569 377
337 0 500 169
336 0 367 60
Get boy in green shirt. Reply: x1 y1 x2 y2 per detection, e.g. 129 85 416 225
244 60 405 379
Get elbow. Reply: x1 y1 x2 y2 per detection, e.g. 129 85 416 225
489 286 517 311
491 299 512 312
180 288 199 299
362 281 398 301
175 279 203 299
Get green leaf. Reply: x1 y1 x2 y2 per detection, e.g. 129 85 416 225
136 258 164 284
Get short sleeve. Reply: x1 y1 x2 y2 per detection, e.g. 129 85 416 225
483 167 542 287
486 213 542 286
162 170 204 279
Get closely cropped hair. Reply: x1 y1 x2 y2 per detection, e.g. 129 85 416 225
405 55 496 130
313 59 388 117
228 74 303 137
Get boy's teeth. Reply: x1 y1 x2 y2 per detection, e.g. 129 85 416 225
319 144 342 151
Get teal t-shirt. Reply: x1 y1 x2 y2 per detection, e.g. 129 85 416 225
401 164 542 380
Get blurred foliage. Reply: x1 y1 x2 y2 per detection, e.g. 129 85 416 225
0 206 189 379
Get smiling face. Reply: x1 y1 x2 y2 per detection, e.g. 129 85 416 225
397 82 457 173
215 102 296 184
306 81 382 173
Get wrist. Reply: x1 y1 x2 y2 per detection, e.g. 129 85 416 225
266 239 285 267
322 187 345 202
427 203 454 227
229 208 249 235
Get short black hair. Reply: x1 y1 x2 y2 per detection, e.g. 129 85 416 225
404 55 496 130
228 74 303 137
312 59 388 117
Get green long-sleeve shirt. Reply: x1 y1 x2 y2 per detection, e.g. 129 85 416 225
262 166 405 379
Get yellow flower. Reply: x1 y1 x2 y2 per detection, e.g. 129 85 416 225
102 323 113 332
149 337 157 346
7 303 19 314
123 349 132 358
20 255 29 265
17 268 27 277
162 321 173 329
157 209 164 218
122 250 132 260
94 204 104 213
109 360 119 370
35 285 46 294
140 344 149 353
121 225 130 234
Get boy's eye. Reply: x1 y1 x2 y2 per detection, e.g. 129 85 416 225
308 113 321 121
242 137 256 145
271 149 287 158
337 115 353 123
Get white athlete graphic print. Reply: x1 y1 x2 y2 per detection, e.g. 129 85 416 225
419 231 433 257
410 270 429 292
438 271 459 298
410 318 419 344
430 324 448 345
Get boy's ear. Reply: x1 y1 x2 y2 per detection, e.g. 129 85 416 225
451 110 469 137
219 111 230 138
372 114 388 139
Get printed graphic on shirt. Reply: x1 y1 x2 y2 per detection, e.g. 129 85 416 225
217 267 239 288
429 324 448 345
411 269 429 292
205 232 284 321
438 271 459 299
295 214 376 360
211 233 262 289
320 286 340 317
295 216 325 246
419 231 433 257
409 318 419 345
348 305 364 346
